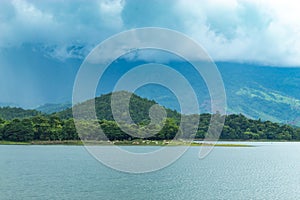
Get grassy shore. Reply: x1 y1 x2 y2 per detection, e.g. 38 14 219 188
0 140 254 147
0 140 83 145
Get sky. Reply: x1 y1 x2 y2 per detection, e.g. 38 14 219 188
0 0 300 107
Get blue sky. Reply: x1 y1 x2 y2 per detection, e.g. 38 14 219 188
0 0 300 107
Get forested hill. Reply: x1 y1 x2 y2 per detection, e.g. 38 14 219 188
56 91 181 123
0 107 41 120
0 92 300 142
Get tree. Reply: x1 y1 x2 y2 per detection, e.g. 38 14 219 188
0 118 6 140
155 118 179 140
49 116 63 140
2 119 34 142
31 116 51 140
62 119 77 140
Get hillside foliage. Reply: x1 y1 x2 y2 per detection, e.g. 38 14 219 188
1 92 300 142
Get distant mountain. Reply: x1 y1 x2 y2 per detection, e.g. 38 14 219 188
35 103 71 114
106 61 300 125
218 63 300 125
3 59 300 125
0 102 20 107
0 107 41 120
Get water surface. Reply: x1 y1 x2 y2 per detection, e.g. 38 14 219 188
0 143 300 200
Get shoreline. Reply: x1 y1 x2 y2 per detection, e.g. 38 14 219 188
0 140 284 147
0 139 298 145
1 139 299 147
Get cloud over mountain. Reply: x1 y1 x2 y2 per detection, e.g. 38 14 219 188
0 0 300 65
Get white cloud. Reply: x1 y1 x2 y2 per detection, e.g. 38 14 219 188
0 0 55 46
0 0 300 65
172 0 300 66
99 0 124 29
0 0 125 60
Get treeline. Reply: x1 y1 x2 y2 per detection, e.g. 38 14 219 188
0 107 41 120
1 113 300 142
0 116 78 142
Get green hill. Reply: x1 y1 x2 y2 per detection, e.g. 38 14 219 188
1 92 300 142
0 107 41 120
56 91 180 123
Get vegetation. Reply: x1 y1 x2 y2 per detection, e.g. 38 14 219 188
57 91 180 122
0 91 300 143
0 107 41 120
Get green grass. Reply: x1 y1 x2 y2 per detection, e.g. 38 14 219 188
0 140 83 145
31 140 84 145
0 141 31 145
0 140 254 147
192 143 253 147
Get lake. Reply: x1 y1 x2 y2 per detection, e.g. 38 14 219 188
0 142 300 200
